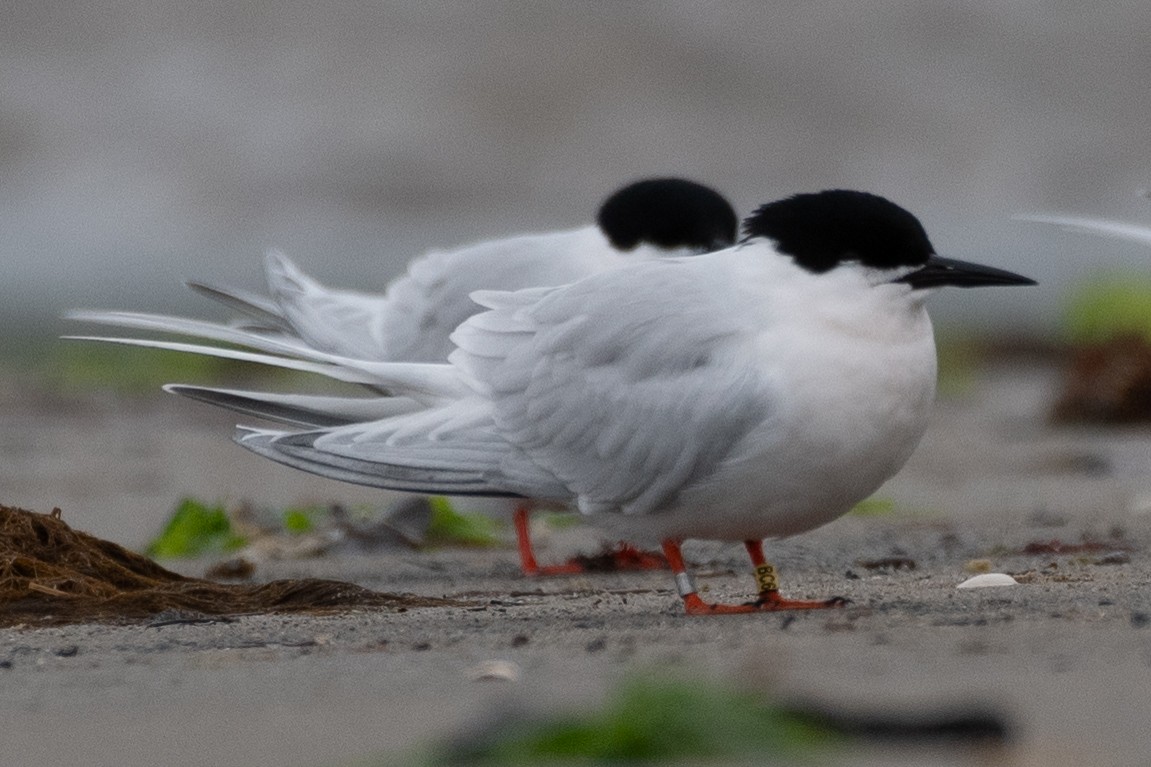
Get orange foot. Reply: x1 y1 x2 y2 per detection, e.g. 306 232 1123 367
515 504 667 576
662 538 849 616
523 544 668 577
681 591 849 615
573 543 667 572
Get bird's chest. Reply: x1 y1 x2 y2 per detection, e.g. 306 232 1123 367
687 314 937 538
776 340 934 476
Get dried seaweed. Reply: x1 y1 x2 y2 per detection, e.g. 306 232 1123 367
0 505 466 627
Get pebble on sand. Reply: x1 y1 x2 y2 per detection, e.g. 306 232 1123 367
957 573 1019 589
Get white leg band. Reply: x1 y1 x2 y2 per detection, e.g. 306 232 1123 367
674 571 697 597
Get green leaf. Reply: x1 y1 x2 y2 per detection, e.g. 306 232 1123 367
424 497 503 547
281 505 326 534
145 498 247 559
1063 273 1151 344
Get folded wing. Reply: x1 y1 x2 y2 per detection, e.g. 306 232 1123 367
245 256 772 517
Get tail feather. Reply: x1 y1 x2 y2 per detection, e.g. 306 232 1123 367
186 280 287 328
62 333 469 402
66 310 312 357
263 249 393 360
264 248 320 297
165 384 422 428
62 334 386 384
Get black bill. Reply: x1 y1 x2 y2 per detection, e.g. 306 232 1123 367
896 256 1037 289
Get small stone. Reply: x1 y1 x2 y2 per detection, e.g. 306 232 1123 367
53 645 79 658
466 659 522 682
0 660 12 670
957 573 1018 589
1131 612 1150 629
964 559 993 574
205 557 256 580
510 634 530 647
585 637 607 653
856 557 916 571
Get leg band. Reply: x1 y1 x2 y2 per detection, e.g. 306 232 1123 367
754 563 779 593
674 571 697 597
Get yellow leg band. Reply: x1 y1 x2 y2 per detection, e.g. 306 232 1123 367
754 563 779 593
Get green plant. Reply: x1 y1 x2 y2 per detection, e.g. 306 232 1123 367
145 498 247 559
281 505 327 534
425 497 504 547
1063 273 1151 344
420 675 836 764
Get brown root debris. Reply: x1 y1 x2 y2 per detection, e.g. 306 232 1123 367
1052 335 1151 423
0 505 467 627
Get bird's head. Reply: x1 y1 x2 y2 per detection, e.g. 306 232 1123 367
742 189 1036 290
597 177 739 254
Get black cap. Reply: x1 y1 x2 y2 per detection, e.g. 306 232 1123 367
597 178 738 253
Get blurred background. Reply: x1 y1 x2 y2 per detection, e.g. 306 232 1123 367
3 0 1151 345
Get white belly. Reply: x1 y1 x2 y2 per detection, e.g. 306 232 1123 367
592 309 938 543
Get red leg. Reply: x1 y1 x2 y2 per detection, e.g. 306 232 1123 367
514 504 583 576
604 542 666 571
743 539 848 610
514 505 541 575
663 539 847 615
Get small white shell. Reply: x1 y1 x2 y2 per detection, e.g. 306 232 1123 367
466 659 522 682
957 573 1019 589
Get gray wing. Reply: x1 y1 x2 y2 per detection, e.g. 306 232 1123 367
234 397 564 497
231 254 771 514
373 226 619 362
263 231 614 364
451 256 772 516
235 425 527 497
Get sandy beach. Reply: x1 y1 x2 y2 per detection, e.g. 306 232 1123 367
0 359 1149 766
